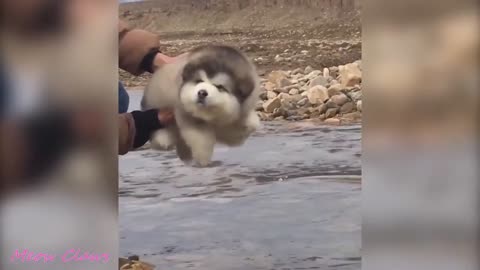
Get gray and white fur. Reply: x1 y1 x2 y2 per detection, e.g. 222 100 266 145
142 45 260 167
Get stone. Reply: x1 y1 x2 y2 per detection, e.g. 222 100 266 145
275 55 284 62
267 91 278 100
324 118 341 125
306 70 322 80
330 93 349 106
255 101 264 111
279 78 292 88
340 102 355 114
297 98 308 107
292 68 302 75
289 88 300 95
342 112 362 121
349 90 362 102
281 84 300 92
304 66 314 74
323 68 330 78
313 104 327 115
357 100 362 112
259 91 268 100
267 71 288 87
290 94 303 103
309 76 329 88
277 93 292 101
326 99 339 109
325 108 339 118
306 86 329 105
327 84 343 97
264 81 276 92
272 107 288 118
263 97 282 113
339 63 362 87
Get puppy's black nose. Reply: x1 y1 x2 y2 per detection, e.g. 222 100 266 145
198 90 208 98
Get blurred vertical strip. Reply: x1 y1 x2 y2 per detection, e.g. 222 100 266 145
363 0 479 269
1 0 118 269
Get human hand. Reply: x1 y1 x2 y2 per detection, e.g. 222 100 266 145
157 109 175 126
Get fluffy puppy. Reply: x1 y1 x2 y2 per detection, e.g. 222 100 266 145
142 45 260 167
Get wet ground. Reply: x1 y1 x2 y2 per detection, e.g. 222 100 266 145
120 91 361 269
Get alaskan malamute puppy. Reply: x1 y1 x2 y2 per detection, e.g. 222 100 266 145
142 45 260 167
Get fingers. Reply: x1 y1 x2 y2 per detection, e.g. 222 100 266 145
157 109 175 126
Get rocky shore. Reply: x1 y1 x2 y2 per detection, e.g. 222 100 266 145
257 60 362 124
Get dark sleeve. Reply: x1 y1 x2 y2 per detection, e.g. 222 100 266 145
119 109 163 155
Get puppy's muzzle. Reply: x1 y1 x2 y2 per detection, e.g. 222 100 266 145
197 89 208 104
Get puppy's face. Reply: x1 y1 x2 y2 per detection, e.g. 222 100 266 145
179 46 256 123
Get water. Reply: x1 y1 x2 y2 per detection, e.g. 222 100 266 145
120 91 361 269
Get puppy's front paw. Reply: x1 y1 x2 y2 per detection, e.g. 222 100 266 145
192 154 212 167
151 130 176 150
245 112 261 133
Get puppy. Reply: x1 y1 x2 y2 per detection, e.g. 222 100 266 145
142 45 260 167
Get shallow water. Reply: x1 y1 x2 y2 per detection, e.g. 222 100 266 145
120 91 361 269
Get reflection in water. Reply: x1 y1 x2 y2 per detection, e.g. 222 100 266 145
120 91 361 269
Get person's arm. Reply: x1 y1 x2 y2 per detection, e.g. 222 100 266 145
118 109 174 155
118 20 176 75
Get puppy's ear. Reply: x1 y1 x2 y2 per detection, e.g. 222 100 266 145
181 63 195 83
235 76 255 103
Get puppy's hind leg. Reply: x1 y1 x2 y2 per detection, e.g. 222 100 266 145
150 128 177 151
244 111 261 134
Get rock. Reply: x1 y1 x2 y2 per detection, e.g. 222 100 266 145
325 108 339 118
255 101 264 111
289 89 299 95
267 91 278 100
326 99 339 109
340 102 355 114
274 116 285 121
275 55 284 62
306 70 322 80
309 76 329 88
306 86 329 105
339 63 362 87
327 84 343 97
259 91 268 100
330 93 349 106
263 97 282 113
297 98 308 107
277 93 292 101
272 107 288 118
301 50 309 55
324 118 341 125
258 112 273 121
264 82 276 92
349 90 362 102
313 104 327 115
304 66 314 74
279 78 292 88
268 71 288 87
342 112 362 121
281 84 300 92
357 100 362 112
290 94 303 103
323 68 330 78
292 68 303 75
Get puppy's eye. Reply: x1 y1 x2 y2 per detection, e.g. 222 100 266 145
195 79 204 84
215 85 227 92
